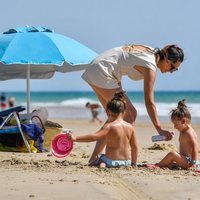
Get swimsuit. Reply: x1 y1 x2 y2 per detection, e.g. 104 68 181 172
185 156 195 164
96 154 131 168
82 45 157 89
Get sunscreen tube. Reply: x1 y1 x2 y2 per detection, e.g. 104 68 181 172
152 135 166 142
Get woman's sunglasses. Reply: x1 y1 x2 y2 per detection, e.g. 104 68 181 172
169 63 178 73
165 55 178 72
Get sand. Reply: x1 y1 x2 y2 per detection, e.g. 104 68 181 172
0 119 199 200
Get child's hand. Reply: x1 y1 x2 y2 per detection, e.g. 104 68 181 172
131 162 137 169
66 133 77 141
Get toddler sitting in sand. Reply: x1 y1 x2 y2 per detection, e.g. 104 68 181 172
155 99 199 169
68 92 138 168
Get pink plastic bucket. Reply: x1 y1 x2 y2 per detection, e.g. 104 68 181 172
51 133 73 158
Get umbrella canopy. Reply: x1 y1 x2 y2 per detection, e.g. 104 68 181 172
0 26 98 113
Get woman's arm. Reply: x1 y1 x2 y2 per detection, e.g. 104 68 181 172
143 68 173 139
143 68 161 131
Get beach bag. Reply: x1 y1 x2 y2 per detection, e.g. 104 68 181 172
0 122 45 152
0 116 23 148
0 107 48 152
0 133 23 148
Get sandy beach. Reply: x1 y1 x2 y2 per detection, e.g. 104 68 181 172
0 119 199 200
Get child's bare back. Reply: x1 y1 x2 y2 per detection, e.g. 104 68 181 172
105 120 134 160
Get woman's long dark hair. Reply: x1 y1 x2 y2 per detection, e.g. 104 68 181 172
154 45 184 63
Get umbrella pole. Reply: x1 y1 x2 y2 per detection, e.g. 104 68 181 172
26 64 30 114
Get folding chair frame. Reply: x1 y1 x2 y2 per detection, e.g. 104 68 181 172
0 107 31 152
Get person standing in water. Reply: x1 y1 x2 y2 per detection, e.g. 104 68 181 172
85 102 102 123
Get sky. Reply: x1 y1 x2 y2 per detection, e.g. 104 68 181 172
0 0 200 92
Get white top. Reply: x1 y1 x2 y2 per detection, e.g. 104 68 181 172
82 45 157 89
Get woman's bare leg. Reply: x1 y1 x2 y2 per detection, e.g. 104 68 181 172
90 84 137 123
88 84 137 164
122 94 137 123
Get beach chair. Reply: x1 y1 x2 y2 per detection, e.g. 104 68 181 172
0 106 31 152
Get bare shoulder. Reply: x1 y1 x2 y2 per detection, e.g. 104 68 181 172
142 67 156 79
123 120 134 128
101 122 111 130
109 120 133 129
121 121 135 132
183 126 197 140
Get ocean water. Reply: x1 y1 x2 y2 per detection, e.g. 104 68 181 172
2 91 200 123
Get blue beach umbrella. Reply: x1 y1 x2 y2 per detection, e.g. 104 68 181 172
0 26 98 113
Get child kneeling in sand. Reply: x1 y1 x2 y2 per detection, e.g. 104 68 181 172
68 92 138 168
156 99 199 169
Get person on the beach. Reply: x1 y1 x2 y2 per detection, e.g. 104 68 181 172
81 44 184 163
68 92 138 168
156 100 199 169
8 96 16 108
85 102 102 123
0 92 7 110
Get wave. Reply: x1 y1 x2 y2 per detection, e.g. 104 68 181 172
138 102 200 118
18 98 200 119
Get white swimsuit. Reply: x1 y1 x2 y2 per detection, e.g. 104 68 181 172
82 45 157 89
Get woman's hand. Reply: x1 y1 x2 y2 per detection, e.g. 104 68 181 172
159 129 174 141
